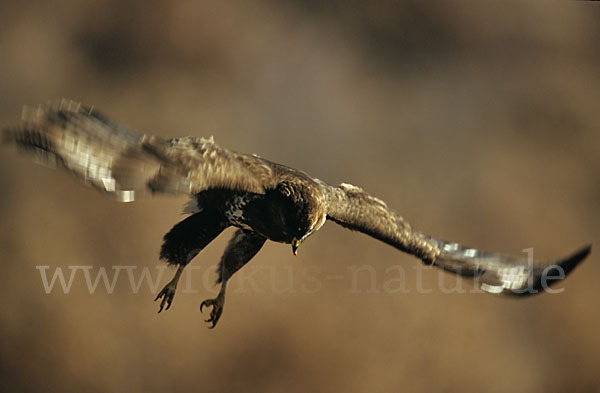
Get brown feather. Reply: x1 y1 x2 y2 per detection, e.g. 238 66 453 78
323 182 590 295
324 182 440 263
3 100 278 201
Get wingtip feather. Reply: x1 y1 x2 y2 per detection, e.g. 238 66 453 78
2 126 15 145
557 244 591 276
506 244 591 297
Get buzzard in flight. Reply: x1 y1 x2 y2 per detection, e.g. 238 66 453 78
3 101 590 327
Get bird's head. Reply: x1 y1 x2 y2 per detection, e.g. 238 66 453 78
277 180 327 256
290 211 326 256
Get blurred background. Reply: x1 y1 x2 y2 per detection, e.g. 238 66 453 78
1 1 599 392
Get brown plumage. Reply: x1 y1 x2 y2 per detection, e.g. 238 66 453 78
3 100 591 327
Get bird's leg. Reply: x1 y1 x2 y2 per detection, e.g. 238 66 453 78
200 229 266 328
154 209 229 313
155 264 184 313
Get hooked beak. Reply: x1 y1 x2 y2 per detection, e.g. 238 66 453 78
292 238 301 256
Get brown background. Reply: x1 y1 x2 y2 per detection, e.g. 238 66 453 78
1 1 599 392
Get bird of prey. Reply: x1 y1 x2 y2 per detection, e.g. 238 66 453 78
3 100 590 328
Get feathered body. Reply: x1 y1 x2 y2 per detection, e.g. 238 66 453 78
3 101 590 327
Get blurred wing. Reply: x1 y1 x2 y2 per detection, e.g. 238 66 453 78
429 239 590 296
325 182 590 295
3 101 276 201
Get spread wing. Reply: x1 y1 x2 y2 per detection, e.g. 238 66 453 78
324 182 590 296
2 100 277 201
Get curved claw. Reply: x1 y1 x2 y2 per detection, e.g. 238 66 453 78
205 316 218 329
199 298 223 328
154 284 176 313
